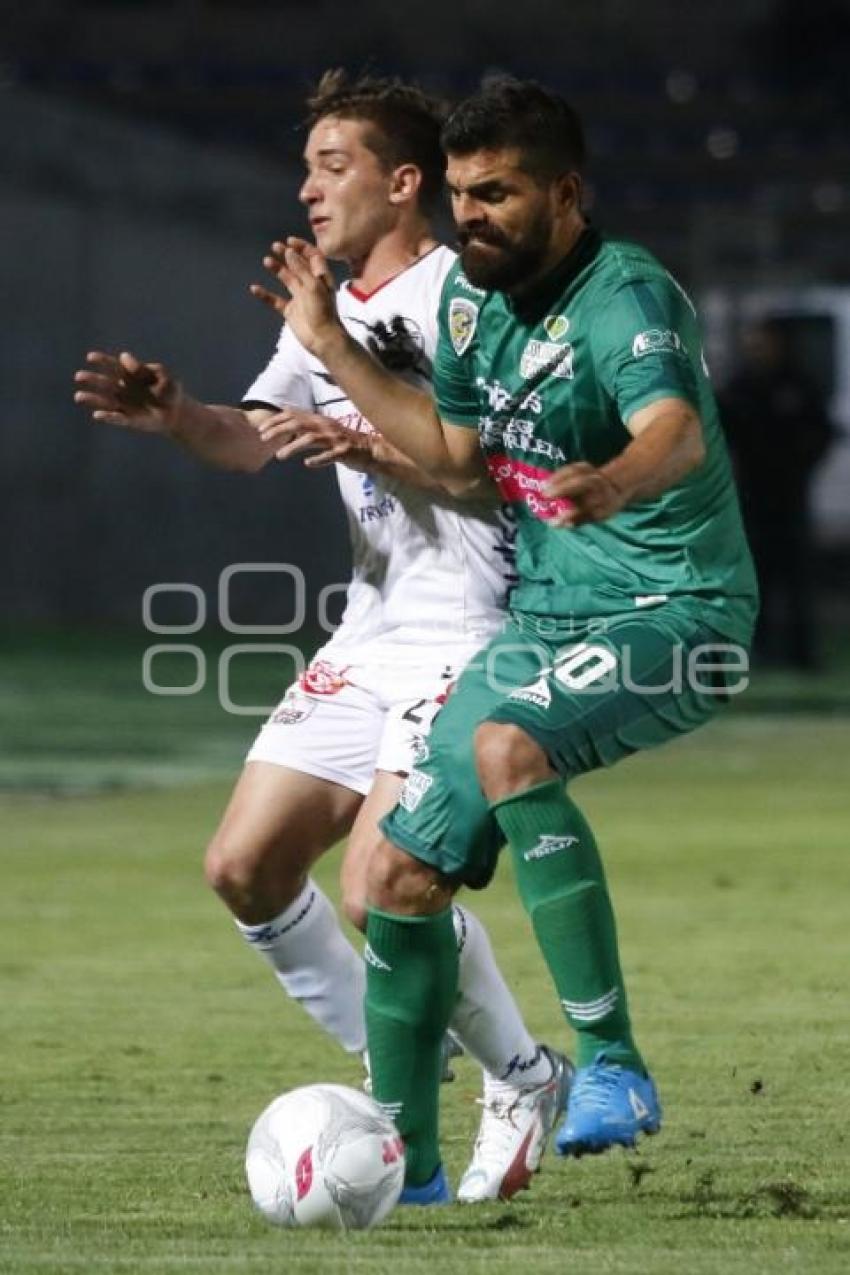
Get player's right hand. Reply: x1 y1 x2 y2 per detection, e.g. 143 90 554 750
73 351 181 432
256 406 372 471
250 238 342 358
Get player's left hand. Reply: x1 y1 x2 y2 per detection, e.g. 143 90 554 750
256 406 372 471
542 462 627 528
250 238 341 356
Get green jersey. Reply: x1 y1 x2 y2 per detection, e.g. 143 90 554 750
434 228 758 641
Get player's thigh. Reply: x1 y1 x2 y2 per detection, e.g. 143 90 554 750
380 628 545 887
485 613 735 778
208 761 363 884
339 770 405 930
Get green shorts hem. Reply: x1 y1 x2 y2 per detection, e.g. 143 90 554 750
379 812 496 889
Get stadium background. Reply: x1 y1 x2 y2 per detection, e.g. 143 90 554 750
2 3 849 1272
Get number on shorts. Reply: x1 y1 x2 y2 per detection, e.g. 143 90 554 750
553 643 618 690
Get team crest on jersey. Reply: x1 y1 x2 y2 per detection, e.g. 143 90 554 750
632 328 684 358
520 339 574 380
270 691 315 725
449 297 478 355
543 314 570 342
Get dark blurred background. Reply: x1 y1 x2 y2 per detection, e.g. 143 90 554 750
2 0 849 673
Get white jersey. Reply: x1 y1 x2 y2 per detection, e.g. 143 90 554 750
244 245 515 651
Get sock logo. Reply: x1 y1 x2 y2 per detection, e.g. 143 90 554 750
523 833 579 861
241 890 316 946
501 1046 543 1081
561 987 619 1023
364 943 393 973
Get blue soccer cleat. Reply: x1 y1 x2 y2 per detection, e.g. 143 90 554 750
555 1053 661 1157
399 1163 452 1205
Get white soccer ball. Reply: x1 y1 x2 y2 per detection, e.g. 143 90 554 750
245 1083 405 1231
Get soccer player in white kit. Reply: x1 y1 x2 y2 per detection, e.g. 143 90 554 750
73 71 570 1202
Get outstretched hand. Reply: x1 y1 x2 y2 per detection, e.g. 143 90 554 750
542 462 627 528
255 406 371 471
73 351 180 432
250 237 341 356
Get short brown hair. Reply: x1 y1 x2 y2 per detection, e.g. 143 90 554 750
442 75 586 183
306 69 446 211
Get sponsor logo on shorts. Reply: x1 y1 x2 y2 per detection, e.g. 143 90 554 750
631 328 684 358
398 767 433 812
449 297 478 355
523 833 579 861
520 339 574 380
364 943 393 973
411 735 430 765
508 674 552 708
270 691 315 725
298 660 349 695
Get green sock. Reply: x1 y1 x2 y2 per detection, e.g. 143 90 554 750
492 778 643 1072
364 907 458 1187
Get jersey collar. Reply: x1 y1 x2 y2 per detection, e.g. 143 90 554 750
506 224 602 321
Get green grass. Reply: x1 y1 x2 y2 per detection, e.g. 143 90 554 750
2 633 850 1272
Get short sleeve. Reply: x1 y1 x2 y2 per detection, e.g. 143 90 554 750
432 280 482 428
242 323 314 410
590 276 701 422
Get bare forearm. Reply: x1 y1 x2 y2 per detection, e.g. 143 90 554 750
601 409 706 504
315 329 461 480
165 396 274 473
363 434 446 491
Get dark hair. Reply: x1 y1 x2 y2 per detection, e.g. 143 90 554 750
441 75 586 182
306 69 446 210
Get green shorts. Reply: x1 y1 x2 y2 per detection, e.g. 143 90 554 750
381 607 746 888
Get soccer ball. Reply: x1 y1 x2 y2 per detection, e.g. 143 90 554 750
245 1083 405 1231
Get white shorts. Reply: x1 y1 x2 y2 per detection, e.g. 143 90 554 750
245 636 487 795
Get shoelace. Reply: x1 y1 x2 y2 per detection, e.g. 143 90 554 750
470 1073 554 1156
470 1095 527 1157
570 1065 624 1112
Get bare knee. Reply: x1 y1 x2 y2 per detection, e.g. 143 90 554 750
339 830 376 933
204 831 304 921
340 891 368 934
366 839 454 916
474 721 554 801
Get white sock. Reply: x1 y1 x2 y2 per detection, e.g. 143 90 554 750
235 880 366 1054
450 904 552 1086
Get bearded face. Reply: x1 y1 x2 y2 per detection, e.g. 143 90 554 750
456 201 554 292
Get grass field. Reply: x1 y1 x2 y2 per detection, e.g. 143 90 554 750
2 632 849 1273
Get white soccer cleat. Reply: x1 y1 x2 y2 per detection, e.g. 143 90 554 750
457 1046 573 1203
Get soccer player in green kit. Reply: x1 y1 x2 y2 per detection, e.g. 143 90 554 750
257 76 758 1203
